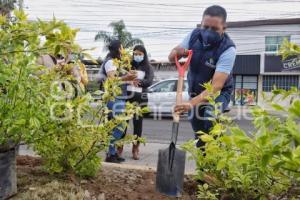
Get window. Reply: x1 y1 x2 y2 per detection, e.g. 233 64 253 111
152 80 176 92
265 36 290 53
234 76 258 106
262 75 299 92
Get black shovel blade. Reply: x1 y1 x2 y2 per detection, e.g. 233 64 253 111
156 143 186 197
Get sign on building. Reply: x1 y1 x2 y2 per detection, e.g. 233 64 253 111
265 55 300 72
282 56 300 71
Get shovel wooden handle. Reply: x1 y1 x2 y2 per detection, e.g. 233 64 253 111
174 76 184 119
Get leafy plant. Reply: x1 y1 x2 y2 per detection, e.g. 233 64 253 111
0 10 145 177
0 10 70 150
279 39 300 60
113 48 133 74
33 75 146 176
31 52 147 177
182 82 300 199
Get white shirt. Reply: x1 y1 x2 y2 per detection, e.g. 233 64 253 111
97 59 117 82
104 59 117 73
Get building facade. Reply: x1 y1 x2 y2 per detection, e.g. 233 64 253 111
225 18 300 107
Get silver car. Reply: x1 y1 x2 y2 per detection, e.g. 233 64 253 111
147 79 189 114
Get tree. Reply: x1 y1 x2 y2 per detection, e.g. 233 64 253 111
95 20 144 49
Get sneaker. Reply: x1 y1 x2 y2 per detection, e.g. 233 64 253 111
117 146 124 157
105 155 122 163
116 155 125 162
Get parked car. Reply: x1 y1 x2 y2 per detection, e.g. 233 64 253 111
147 79 189 115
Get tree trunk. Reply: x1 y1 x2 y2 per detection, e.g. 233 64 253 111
0 147 17 200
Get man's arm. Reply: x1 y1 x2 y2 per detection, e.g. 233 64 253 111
189 72 229 106
168 46 189 63
175 47 237 113
105 60 137 81
168 32 192 62
175 72 229 113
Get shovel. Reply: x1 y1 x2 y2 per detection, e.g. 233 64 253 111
156 50 193 197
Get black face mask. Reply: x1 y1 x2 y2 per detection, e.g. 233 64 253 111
199 28 223 49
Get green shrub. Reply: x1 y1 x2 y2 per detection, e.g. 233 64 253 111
32 51 146 177
183 84 300 199
0 11 74 149
0 10 145 177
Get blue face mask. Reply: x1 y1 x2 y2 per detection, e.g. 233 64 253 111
134 55 144 63
200 28 223 49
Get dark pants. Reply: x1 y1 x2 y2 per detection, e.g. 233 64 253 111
188 93 231 147
126 92 148 138
107 99 126 156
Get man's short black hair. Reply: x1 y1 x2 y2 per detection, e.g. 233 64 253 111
203 5 227 22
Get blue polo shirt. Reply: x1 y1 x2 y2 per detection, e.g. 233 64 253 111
180 32 236 74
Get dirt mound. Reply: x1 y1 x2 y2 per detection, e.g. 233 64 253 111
16 155 42 167
13 156 197 200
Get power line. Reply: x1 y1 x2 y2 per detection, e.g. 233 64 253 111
26 10 300 19
25 0 300 59
64 19 201 23
25 0 300 14
71 0 206 9
25 0 300 21
27 3 206 14
29 0 300 15
76 28 299 39
61 20 300 33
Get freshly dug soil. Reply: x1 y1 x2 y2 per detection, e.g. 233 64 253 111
13 156 198 200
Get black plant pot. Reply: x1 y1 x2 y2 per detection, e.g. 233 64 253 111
0 147 17 200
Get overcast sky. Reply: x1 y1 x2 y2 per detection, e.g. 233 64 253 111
24 0 300 61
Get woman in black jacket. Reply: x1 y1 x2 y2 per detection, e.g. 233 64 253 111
126 45 154 160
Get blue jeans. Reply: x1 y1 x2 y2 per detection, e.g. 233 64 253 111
188 93 230 147
107 98 126 156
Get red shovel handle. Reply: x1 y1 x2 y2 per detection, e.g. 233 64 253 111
173 50 193 123
175 50 193 77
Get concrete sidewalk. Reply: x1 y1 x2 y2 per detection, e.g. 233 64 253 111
18 142 197 174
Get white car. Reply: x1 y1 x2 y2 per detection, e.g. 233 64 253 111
147 79 189 115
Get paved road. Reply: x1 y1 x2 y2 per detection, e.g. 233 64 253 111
127 115 254 144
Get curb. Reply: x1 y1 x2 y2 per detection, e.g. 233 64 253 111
102 162 196 175
102 162 156 172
